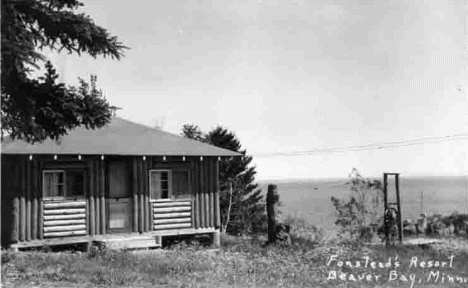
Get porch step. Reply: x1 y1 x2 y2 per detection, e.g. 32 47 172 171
94 236 162 250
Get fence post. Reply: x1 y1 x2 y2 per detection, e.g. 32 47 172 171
267 184 279 244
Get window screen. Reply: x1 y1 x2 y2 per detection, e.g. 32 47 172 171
149 170 170 199
43 170 85 198
172 170 190 198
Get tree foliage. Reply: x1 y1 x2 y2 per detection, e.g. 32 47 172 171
331 168 383 241
1 0 128 143
181 124 205 142
181 124 267 235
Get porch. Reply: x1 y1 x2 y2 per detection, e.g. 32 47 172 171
10 227 220 251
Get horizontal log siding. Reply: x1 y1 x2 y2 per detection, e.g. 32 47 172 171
43 200 87 238
153 201 192 230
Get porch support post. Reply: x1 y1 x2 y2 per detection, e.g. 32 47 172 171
132 157 138 232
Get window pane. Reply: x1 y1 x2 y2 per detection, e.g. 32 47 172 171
172 171 190 198
161 189 169 199
67 170 85 196
57 184 65 197
151 171 162 182
150 171 162 199
44 172 65 197
57 172 64 184
161 171 168 180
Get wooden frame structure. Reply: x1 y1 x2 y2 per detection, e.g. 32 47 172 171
1 117 240 250
383 173 403 245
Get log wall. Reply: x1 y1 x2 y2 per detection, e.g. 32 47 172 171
192 157 218 229
43 200 87 238
149 156 220 230
1 155 221 246
152 200 192 230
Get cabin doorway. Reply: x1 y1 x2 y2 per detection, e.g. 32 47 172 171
107 160 133 233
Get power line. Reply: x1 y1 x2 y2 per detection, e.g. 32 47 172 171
251 133 468 158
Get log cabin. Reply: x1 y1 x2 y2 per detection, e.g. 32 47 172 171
1 117 240 250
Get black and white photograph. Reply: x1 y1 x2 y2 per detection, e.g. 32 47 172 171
1 0 467 287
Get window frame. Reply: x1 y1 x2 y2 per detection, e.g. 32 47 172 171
148 169 192 201
149 169 172 201
42 169 86 200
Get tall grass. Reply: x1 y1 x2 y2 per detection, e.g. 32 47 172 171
2 217 468 288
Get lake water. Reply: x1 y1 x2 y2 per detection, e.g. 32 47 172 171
258 176 468 230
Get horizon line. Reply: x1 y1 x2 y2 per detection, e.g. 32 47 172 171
257 174 468 182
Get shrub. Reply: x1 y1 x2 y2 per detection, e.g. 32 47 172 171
331 168 384 242
283 215 324 251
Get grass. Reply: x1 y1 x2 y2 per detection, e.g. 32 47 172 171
2 231 468 288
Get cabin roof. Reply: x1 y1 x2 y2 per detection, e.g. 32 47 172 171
1 117 241 157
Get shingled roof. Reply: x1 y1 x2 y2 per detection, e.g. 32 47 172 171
1 117 241 157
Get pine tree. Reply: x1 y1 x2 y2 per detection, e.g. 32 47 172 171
181 124 205 142
181 124 267 235
1 0 128 143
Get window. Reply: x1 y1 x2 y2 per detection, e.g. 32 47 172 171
149 170 190 200
43 170 85 198
43 171 65 197
149 170 170 199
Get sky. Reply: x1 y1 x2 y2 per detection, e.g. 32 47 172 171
38 0 467 180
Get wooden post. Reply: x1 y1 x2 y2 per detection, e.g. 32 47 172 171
199 161 205 228
383 173 388 246
89 161 95 236
194 162 200 229
38 160 44 240
19 164 26 242
138 159 144 233
209 189 214 228
395 174 403 244
26 159 32 241
94 161 100 235
214 159 220 228
212 230 220 248
132 157 138 232
100 159 106 235
267 184 279 244
142 159 148 232
11 197 19 245
31 159 38 240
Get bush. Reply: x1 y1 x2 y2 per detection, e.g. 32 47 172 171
283 215 324 251
331 168 383 242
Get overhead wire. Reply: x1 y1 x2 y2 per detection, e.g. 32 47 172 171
251 133 468 158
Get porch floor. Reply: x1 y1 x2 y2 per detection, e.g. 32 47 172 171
10 227 218 251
